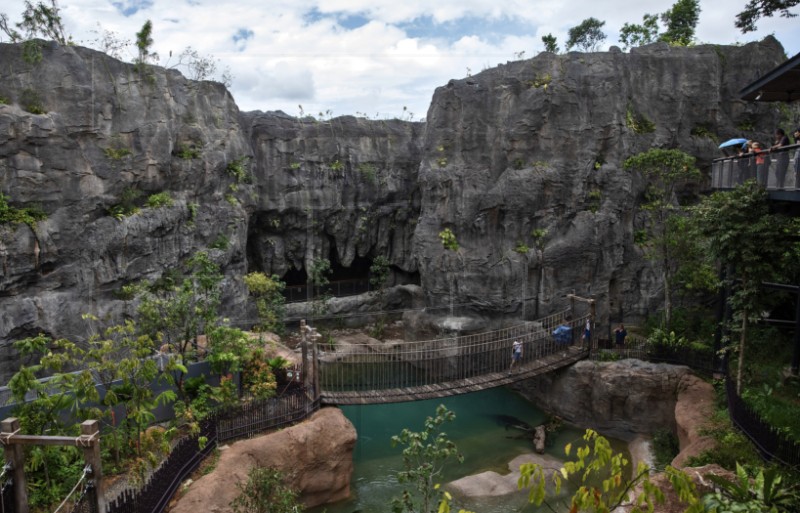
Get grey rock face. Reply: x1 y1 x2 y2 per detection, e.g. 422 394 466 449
513 359 692 437
0 38 786 381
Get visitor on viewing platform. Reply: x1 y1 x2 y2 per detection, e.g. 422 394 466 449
794 128 800 189
771 128 790 150
614 324 627 347
750 141 769 187
770 128 791 188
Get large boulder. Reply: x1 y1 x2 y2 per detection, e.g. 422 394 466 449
170 407 356 512
514 359 691 437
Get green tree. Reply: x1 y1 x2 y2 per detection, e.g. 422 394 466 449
134 19 157 69
566 18 607 52
541 33 558 53
244 272 286 334
619 14 660 50
660 0 701 46
133 251 223 393
689 181 797 393
231 467 302 513
736 0 799 32
623 149 701 330
391 405 464 513
309 257 332 319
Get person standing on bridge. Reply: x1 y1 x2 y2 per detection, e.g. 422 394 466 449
509 339 523 374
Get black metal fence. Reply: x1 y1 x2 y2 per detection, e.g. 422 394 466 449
591 331 800 468
105 390 319 513
1 472 13 513
283 279 372 303
726 374 800 468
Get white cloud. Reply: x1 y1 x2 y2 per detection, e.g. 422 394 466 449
1 0 798 119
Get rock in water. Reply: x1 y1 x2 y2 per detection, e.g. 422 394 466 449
533 425 546 454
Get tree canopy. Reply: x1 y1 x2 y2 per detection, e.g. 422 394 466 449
736 0 799 32
566 17 607 52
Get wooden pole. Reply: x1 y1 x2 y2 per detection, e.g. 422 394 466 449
80 420 105 513
1 418 29 513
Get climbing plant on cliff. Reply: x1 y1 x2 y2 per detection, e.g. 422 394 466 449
623 148 701 330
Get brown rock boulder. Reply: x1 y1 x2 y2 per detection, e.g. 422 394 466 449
672 373 716 468
171 407 356 513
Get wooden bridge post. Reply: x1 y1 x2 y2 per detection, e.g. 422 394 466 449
80 420 105 513
1 418 28 513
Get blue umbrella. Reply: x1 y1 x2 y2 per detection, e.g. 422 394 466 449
719 138 748 149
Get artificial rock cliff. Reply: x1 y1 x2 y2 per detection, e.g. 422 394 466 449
0 37 787 379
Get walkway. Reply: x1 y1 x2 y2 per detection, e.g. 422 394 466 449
318 309 591 405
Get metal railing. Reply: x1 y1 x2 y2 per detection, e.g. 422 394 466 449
711 144 800 191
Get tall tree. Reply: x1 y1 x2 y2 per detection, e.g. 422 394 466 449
619 13 660 50
736 0 799 32
541 33 558 53
623 149 701 329
690 181 798 393
134 19 156 68
566 17 607 52
660 0 701 46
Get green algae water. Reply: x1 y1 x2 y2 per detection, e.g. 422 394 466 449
311 387 628 513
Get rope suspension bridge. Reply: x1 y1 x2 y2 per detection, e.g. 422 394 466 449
310 298 594 405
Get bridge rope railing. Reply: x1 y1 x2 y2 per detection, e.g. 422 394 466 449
319 309 589 394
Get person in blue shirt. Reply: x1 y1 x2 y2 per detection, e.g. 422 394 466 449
614 324 627 347
509 340 523 374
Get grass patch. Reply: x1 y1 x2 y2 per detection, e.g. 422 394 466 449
0 193 46 227
145 192 173 209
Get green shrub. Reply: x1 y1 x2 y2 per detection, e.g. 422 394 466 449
187 203 198 224
231 467 300 513
330 159 344 172
145 192 173 208
20 88 45 114
0 96 7 105
109 188 145 217
225 157 250 183
625 106 655 134
358 163 377 183
176 144 200 159
527 73 552 89
514 242 530 254
0 193 47 227
210 234 229 250
690 124 718 142
438 228 459 251
104 146 132 160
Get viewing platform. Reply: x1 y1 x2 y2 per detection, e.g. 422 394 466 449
711 144 800 202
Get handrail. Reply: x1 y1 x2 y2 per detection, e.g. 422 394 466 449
712 142 800 163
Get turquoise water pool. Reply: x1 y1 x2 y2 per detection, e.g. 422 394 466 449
311 387 620 513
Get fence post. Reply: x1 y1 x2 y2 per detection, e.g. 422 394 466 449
80 420 105 513
300 320 310 391
1 418 28 513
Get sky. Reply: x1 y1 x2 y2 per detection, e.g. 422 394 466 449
2 0 799 120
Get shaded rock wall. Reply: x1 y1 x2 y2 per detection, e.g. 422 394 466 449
0 38 787 381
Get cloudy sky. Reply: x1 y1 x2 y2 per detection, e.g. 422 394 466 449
2 0 798 119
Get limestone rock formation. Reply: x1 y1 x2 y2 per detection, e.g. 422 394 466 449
170 407 356 512
0 37 787 380
514 359 692 437
672 373 717 467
